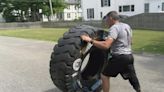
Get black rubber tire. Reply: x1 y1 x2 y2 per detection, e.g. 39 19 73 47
50 25 108 92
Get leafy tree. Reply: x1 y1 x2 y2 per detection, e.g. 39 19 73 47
0 0 66 22
42 0 66 21
0 0 16 22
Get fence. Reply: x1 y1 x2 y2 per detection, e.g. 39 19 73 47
0 22 42 29
0 13 164 30
123 13 164 30
0 21 103 29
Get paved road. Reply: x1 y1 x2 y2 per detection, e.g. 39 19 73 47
0 36 164 92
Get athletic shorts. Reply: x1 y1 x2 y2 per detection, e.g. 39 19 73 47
102 54 136 79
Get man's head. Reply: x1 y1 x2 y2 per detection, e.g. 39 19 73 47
103 11 120 28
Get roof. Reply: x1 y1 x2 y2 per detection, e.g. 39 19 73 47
65 0 80 5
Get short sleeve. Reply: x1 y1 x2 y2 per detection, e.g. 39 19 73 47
108 27 118 40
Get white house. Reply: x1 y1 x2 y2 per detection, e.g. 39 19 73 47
43 0 82 21
63 0 82 21
81 0 164 21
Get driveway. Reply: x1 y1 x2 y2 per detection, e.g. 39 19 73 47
0 36 163 92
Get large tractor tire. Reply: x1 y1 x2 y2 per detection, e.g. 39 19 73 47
50 25 108 92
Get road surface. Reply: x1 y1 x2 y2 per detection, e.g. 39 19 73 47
0 36 164 92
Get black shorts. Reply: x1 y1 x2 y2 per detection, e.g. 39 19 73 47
102 54 136 79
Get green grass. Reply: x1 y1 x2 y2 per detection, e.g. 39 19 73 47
0 28 68 42
0 28 164 54
133 30 164 54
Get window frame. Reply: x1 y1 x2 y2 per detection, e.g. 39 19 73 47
87 8 94 19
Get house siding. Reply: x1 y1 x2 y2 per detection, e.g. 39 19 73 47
81 0 164 20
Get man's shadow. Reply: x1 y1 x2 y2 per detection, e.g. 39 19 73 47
45 88 62 92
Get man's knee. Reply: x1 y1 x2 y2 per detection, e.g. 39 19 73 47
101 74 109 80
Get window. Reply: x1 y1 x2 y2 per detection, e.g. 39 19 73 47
104 0 108 6
162 3 164 11
75 6 78 10
75 13 77 19
123 5 130 12
119 6 122 12
131 5 135 12
67 13 71 18
119 5 134 12
67 5 70 10
87 8 94 19
101 0 110 7
57 12 64 20
144 3 149 13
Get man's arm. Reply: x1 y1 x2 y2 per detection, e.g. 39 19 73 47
81 35 114 50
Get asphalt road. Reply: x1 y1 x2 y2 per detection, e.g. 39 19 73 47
0 36 164 92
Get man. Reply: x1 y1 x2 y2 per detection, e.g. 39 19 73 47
81 11 141 92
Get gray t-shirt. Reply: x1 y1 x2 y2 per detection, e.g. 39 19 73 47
108 22 132 55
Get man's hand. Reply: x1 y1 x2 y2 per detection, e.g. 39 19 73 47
81 35 113 50
80 35 92 43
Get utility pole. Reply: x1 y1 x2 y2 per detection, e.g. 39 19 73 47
49 0 53 21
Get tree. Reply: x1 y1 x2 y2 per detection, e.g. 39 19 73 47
42 0 66 21
0 0 16 22
0 0 66 22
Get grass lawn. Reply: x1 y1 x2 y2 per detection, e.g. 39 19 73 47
0 28 67 42
133 30 164 54
0 28 164 54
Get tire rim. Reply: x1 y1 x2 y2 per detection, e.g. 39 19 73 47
73 58 82 71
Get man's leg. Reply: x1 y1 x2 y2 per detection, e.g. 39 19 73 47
101 74 110 92
128 65 141 92
128 76 141 92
